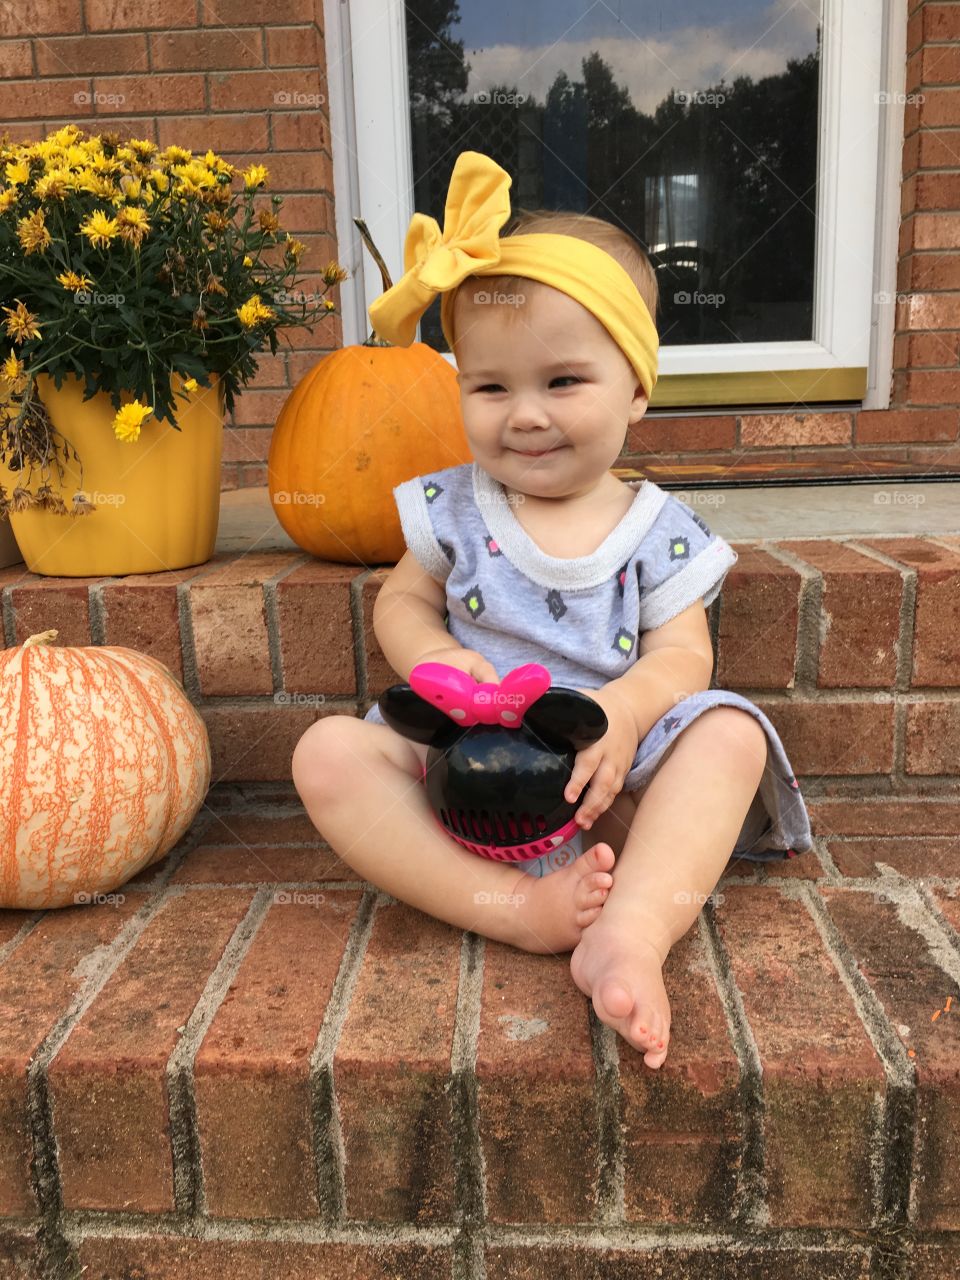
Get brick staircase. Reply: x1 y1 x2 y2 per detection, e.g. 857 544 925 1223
1 529 959 1278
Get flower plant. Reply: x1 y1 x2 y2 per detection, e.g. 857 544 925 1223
0 124 347 516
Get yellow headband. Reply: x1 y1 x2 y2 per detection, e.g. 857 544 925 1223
367 151 659 397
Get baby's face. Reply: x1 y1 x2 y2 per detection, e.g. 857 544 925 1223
452 282 649 500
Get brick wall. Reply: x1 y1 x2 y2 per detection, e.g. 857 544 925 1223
3 1 960 486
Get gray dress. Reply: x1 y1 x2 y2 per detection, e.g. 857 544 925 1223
364 462 812 878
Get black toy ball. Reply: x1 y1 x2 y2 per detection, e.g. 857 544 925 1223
377 661 608 862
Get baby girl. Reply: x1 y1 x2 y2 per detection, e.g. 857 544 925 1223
292 151 812 1070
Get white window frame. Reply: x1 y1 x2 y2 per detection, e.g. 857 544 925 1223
325 0 905 409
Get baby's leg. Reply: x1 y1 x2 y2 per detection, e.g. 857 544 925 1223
570 706 768 1069
291 716 617 955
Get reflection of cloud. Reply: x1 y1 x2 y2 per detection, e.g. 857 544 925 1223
462 15 819 115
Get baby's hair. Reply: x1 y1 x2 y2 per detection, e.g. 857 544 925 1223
451 207 659 340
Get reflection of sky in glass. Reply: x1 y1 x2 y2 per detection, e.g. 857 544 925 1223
448 0 820 114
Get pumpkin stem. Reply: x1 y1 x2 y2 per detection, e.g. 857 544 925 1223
353 217 395 349
22 630 58 648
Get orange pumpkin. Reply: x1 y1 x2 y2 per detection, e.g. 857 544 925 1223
268 219 472 565
0 630 211 909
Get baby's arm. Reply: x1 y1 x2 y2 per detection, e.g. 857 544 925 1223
373 549 498 684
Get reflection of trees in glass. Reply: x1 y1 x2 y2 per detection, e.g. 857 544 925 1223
404 0 819 348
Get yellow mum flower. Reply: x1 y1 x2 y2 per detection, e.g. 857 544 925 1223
2 301 42 344
323 299 336 311
118 174 142 199
243 163 269 189
113 401 153 443
128 138 158 159
57 270 94 291
322 260 349 285
258 211 280 234
33 168 72 200
0 189 17 213
148 169 169 193
183 377 198 392
80 210 119 249
243 255 253 267
116 205 150 248
236 295 275 328
4 160 29 186
284 238 306 261
16 209 52 255
162 145 192 164
1 351 24 382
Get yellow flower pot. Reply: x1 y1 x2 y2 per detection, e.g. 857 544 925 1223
0 373 224 577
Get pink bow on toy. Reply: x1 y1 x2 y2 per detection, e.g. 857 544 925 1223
408 662 552 728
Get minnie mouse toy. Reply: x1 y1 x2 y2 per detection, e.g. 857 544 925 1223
377 662 608 863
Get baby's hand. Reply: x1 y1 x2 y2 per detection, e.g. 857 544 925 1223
564 687 640 829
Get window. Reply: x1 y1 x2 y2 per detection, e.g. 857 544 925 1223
329 0 899 410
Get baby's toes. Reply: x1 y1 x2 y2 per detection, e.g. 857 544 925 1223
580 840 616 875
573 871 613 912
575 904 604 929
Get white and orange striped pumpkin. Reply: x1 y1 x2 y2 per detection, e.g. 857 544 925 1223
0 630 211 909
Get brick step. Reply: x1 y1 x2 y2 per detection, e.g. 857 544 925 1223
1 534 959 787
0 790 959 1273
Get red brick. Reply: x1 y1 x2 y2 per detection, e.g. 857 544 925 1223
866 538 960 685
228 387 290 427
826 837 960 880
820 884 960 1228
0 40 31 77
169 843 353 883
277 310 340 347
920 88 960 129
914 171 960 211
906 699 960 772
902 291 960 330
776 541 902 688
49 890 255 1211
156 112 269 153
6 579 102 646
739 413 852 447
618 925 743 1224
476 945 598 1224
0 0 80 36
902 128 920 177
34 31 147 74
200 812 326 845
912 1242 960 1280
275 560 359 694
270 109 327 150
924 4 960 42
360 570 397 693
753 699 894 776
254 190 332 234
85 0 197 30
77 1238 449 1277
222 425 271 463
194 891 361 1218
904 368 960 401
921 43 960 85
809 796 960 837
150 27 266 71
93 72 205 113
628 414 735 454
265 23 321 67
100 571 202 684
855 407 959 441
716 886 883 1226
917 128 960 168
0 898 144 1214
902 171 918 219
485 1245 869 1278
208 67 323 112
248 352 288 387
714 547 800 690
188 551 296 695
201 701 323 780
0 77 93 118
202 0 316 23
238 462 268 486
907 253 960 292
220 148 332 192
893 331 960 368
913 211 960 249
335 902 459 1222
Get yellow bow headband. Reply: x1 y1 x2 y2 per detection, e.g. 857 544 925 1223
368 151 659 397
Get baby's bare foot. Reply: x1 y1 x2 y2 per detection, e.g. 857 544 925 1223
509 842 616 955
569 921 672 1069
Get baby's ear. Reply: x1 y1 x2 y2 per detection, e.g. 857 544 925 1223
629 386 649 425
378 684 450 745
522 688 608 752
